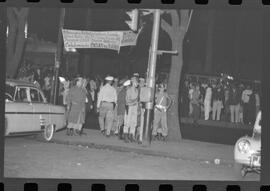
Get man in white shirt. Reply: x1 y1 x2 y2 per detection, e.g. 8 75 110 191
204 84 212 120
97 76 117 137
124 77 139 142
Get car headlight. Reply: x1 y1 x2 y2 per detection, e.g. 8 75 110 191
238 139 251 154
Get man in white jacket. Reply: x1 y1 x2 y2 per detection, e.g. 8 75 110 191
204 84 212 120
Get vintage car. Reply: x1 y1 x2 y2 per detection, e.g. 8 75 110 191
234 111 261 177
5 79 66 141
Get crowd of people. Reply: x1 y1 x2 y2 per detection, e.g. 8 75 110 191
60 73 172 144
15 61 260 142
179 77 261 126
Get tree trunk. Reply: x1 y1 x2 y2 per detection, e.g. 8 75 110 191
204 11 214 74
161 10 191 142
6 8 29 78
167 36 184 141
81 9 93 77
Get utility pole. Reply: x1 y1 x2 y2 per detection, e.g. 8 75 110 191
52 8 65 104
143 9 161 146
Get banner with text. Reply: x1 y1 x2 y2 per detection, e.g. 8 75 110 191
62 29 123 51
121 30 139 47
62 29 138 51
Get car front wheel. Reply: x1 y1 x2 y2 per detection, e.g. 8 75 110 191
44 124 54 141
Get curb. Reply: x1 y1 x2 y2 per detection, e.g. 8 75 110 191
28 135 235 167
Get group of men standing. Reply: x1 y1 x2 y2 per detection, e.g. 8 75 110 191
64 73 172 143
97 73 172 143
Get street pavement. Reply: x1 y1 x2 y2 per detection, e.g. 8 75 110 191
4 129 260 180
35 128 235 166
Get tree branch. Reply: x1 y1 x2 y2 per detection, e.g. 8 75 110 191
180 10 191 34
171 10 180 27
161 18 173 37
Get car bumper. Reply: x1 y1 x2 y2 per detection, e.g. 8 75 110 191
235 154 261 167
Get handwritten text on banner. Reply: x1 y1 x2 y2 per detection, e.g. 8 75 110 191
62 29 138 51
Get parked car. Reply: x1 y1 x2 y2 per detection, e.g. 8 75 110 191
5 79 66 141
234 111 261 177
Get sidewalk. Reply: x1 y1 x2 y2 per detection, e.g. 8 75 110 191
37 129 235 166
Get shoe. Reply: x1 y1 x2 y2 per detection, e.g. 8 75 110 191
66 128 70 136
129 134 134 142
157 133 161 141
73 129 80 136
101 130 105 135
124 134 129 143
118 133 123 140
80 130 87 136
70 129 74 136
160 136 166 142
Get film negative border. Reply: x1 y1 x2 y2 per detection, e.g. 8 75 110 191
0 0 269 191
0 0 265 9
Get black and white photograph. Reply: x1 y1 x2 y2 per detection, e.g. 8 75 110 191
4 8 262 181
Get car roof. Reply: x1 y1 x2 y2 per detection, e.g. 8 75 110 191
6 79 37 88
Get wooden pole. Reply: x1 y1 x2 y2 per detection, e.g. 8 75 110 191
52 8 65 104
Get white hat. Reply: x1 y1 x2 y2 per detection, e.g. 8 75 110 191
105 76 114 81
139 77 145 81
133 73 139 77
123 80 131 86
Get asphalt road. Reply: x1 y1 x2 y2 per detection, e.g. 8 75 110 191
4 137 260 180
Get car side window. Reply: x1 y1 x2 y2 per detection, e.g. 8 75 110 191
38 91 45 103
15 88 28 102
30 89 40 102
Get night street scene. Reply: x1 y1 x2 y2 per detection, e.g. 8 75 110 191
4 8 262 181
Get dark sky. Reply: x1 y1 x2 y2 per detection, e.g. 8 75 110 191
28 9 262 81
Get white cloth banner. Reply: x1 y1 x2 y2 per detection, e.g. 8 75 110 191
62 29 138 51
62 29 123 51
121 30 139 47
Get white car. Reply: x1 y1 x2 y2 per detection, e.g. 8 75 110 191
234 111 261 177
5 79 66 141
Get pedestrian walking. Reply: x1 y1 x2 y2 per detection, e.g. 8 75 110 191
97 76 117 137
66 77 87 136
123 77 139 143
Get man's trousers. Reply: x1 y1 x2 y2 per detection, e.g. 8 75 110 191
123 104 138 136
98 102 114 136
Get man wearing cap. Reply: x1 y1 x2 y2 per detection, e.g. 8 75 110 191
66 77 87 136
116 80 130 139
152 83 172 141
124 77 139 142
97 76 117 137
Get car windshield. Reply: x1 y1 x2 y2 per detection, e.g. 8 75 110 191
5 84 15 100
